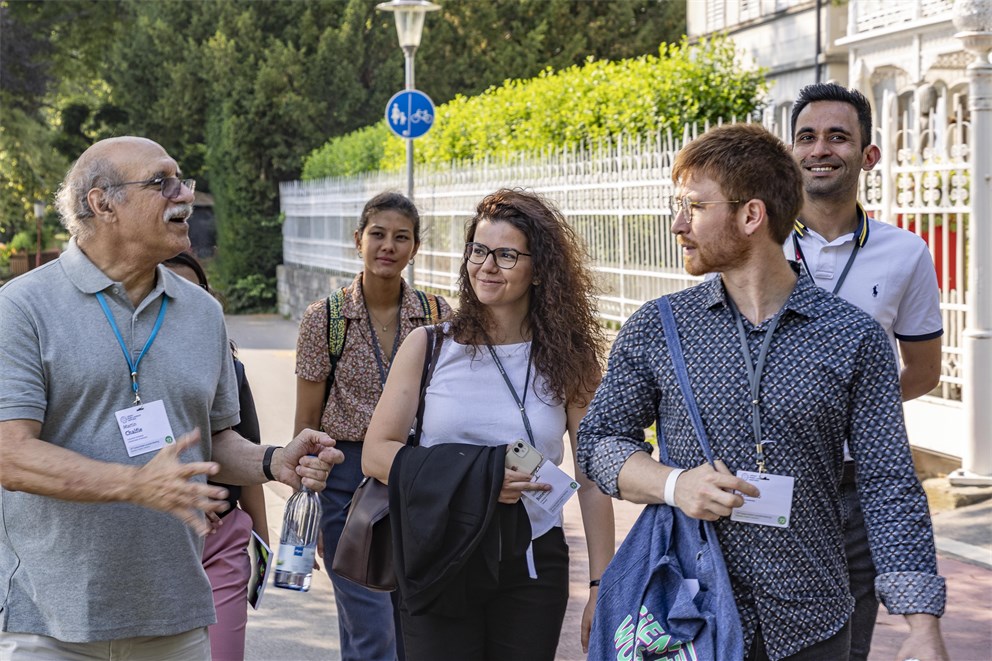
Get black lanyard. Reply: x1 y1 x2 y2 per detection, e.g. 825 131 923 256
792 232 861 295
363 299 402 387
726 289 793 472
487 344 536 447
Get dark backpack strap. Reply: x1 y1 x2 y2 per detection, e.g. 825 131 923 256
323 287 349 408
414 289 440 324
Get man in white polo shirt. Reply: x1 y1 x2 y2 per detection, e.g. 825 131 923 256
789 83 943 661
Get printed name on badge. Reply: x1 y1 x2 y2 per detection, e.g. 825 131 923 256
115 399 176 457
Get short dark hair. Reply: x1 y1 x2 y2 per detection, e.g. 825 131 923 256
163 250 209 289
672 123 803 245
792 83 873 149
357 192 421 243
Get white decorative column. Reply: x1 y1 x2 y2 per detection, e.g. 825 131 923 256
950 0 992 485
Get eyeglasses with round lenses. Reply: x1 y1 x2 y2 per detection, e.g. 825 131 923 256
668 196 740 224
464 242 532 269
110 176 196 200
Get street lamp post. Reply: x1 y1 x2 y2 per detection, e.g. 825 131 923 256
376 0 440 285
33 200 44 269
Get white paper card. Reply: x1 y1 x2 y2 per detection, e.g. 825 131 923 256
731 470 795 528
115 400 176 457
522 460 580 516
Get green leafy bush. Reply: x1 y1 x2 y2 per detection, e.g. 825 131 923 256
302 36 767 178
301 122 393 178
222 274 278 314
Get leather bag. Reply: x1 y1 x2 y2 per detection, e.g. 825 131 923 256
332 326 443 592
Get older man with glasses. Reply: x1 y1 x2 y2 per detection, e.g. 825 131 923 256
0 136 344 660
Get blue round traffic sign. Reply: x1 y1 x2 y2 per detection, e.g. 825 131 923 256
385 89 435 139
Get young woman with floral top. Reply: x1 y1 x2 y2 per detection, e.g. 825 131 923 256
293 192 450 661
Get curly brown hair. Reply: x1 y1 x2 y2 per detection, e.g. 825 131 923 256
449 189 607 405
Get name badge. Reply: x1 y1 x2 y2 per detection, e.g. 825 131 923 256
731 470 795 528
115 400 176 457
523 460 580 516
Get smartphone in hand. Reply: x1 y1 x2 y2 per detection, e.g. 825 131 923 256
505 440 543 475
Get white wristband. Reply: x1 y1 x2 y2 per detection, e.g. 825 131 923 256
664 468 685 508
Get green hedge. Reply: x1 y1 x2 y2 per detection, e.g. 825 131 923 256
303 36 766 178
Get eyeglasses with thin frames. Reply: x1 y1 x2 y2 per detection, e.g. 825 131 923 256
464 242 531 269
108 176 196 200
669 196 740 224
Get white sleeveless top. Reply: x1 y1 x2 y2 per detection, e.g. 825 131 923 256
419 336 567 538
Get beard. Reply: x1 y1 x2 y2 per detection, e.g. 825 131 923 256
681 222 751 276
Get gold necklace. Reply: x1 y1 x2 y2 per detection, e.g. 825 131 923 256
367 308 394 333
366 307 399 333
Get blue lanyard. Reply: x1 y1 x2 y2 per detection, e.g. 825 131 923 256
95 292 168 405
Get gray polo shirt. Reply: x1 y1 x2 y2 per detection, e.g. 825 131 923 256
0 238 240 642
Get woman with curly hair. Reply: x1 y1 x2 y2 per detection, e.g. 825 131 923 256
363 189 615 660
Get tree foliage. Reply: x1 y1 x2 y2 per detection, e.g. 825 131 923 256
0 0 124 244
304 36 767 177
2 0 687 307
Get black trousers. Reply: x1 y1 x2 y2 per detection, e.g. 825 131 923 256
400 527 570 661
749 620 851 661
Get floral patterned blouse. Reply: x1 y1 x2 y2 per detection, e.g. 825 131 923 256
295 273 451 442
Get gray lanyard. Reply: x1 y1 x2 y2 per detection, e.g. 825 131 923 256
726 294 791 473
792 231 861 296
486 344 536 447
363 299 401 387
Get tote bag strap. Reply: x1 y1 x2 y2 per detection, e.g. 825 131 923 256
655 296 716 467
410 325 444 446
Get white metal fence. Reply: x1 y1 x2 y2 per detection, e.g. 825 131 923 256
281 93 970 401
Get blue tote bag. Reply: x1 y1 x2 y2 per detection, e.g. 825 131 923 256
589 297 744 661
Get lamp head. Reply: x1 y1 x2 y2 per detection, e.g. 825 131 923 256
376 0 440 50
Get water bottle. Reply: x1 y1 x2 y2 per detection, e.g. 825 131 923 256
273 486 321 591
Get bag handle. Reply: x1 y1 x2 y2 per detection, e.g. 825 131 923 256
409 325 443 447
655 296 716 467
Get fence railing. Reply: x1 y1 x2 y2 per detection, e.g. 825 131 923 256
282 100 969 401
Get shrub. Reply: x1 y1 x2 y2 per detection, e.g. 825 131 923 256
302 35 767 178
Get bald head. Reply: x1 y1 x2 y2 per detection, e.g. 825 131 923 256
55 137 171 239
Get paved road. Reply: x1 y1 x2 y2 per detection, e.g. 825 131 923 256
229 314 992 661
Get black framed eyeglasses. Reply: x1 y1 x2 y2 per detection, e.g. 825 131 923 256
464 242 531 269
669 196 740 224
108 176 195 200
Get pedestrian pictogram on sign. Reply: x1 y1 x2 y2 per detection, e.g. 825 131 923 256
385 89 436 139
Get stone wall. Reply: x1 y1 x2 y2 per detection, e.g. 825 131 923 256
277 264 356 321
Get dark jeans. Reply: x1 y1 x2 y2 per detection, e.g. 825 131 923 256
749 621 851 661
400 527 570 661
319 440 403 661
841 463 879 661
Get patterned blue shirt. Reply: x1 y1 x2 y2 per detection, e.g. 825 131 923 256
577 272 945 659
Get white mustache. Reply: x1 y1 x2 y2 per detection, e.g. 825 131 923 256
164 205 193 222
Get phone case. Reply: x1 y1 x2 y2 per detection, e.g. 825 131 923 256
505 440 543 474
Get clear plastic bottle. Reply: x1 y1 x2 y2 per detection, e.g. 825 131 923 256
273 486 321 591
